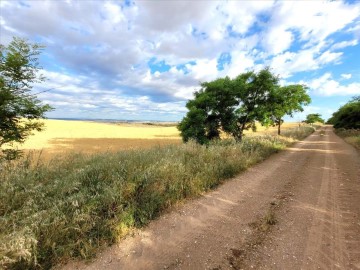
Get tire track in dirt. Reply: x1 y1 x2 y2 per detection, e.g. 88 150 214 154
59 127 360 270
244 126 360 270
301 128 349 269
300 127 360 270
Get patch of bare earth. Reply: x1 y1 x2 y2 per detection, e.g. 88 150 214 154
59 126 360 270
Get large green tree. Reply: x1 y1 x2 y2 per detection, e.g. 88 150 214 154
225 68 279 141
0 37 52 160
266 84 311 135
327 96 360 129
178 68 281 143
178 77 233 144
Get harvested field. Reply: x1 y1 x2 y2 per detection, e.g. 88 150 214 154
14 120 180 158
15 119 301 158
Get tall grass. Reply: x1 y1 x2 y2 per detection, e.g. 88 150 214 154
0 126 314 269
335 128 360 149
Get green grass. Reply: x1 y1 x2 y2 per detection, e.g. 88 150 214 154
335 128 360 149
0 126 315 269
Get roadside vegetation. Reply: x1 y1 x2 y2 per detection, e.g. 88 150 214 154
334 129 360 150
0 126 314 269
328 96 360 149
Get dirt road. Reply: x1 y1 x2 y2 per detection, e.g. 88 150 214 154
62 126 360 270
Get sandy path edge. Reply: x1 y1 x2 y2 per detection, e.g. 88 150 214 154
58 126 360 270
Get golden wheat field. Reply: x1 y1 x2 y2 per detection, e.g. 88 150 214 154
15 119 300 159
16 119 180 157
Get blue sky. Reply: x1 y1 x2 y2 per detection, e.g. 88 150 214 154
1 0 360 121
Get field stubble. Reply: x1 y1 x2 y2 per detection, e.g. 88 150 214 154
16 120 301 160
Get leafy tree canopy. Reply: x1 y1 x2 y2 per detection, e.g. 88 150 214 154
0 37 52 160
265 84 311 135
304 113 324 125
178 68 310 143
327 96 360 129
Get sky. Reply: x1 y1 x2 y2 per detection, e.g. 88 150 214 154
1 0 360 122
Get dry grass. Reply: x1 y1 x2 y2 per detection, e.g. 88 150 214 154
13 120 180 159
10 120 303 162
245 122 301 135
17 119 180 150
335 128 360 150
15 120 301 155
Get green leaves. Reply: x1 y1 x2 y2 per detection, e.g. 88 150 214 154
0 37 52 160
328 96 360 129
304 113 324 125
265 84 311 134
178 68 311 143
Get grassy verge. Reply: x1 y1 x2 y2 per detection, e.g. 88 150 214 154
0 126 315 269
334 128 360 150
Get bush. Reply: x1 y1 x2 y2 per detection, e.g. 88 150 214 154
328 96 360 129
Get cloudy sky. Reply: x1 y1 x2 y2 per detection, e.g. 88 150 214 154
1 0 360 121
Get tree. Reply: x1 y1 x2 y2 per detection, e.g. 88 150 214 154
266 85 311 135
178 68 280 143
327 96 360 129
224 68 279 141
304 113 324 125
178 77 232 144
0 37 52 160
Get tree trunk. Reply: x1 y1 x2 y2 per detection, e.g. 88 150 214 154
236 132 243 142
278 120 281 135
233 130 243 142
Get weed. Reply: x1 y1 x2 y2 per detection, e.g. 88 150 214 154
264 209 277 226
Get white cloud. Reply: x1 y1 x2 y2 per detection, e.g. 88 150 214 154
1 0 360 120
348 23 360 39
217 1 274 34
309 73 360 96
262 27 293 55
318 51 343 65
34 70 188 120
103 2 125 25
261 1 360 54
269 48 344 78
227 51 256 78
188 58 219 81
341 73 352 79
331 39 358 50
